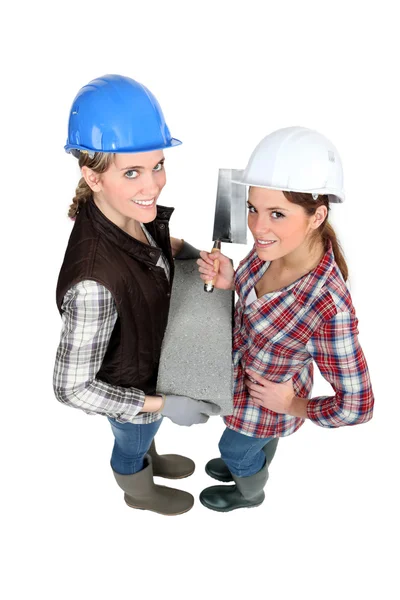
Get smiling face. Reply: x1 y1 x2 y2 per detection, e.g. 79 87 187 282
82 150 166 228
247 187 326 262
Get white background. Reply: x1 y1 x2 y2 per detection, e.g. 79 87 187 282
2 1 399 599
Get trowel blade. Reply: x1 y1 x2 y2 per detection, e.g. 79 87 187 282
212 169 247 244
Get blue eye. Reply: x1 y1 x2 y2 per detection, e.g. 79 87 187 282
271 211 285 219
125 170 139 179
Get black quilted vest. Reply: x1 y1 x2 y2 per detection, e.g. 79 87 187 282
56 199 174 395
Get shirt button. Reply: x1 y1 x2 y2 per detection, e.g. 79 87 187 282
161 212 168 218
149 251 156 257
158 223 165 230
166 292 171 297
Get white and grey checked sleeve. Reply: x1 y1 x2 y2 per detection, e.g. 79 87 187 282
53 280 146 421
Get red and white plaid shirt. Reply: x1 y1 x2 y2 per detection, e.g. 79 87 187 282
224 242 374 438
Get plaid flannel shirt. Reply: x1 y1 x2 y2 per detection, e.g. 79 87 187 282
224 242 374 438
53 225 170 424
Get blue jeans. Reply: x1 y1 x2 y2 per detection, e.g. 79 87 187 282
108 417 163 475
219 427 274 477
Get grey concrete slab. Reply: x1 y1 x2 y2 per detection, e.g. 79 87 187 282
157 259 234 415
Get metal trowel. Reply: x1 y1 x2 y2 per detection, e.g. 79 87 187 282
204 169 248 292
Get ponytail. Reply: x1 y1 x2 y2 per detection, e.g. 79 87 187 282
321 222 348 281
68 177 92 219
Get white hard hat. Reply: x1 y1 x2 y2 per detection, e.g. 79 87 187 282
233 126 344 203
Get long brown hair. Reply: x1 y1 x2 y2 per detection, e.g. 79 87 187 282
68 152 114 219
283 191 348 281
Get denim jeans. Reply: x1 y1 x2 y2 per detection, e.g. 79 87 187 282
108 417 163 475
219 427 274 477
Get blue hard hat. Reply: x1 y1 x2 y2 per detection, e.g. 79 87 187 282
65 74 181 155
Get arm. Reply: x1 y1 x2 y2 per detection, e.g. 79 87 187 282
53 280 162 422
245 312 374 427
170 237 185 258
305 311 374 427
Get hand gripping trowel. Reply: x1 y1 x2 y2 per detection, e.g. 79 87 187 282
204 169 248 293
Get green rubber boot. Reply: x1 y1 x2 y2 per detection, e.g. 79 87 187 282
199 461 269 512
205 438 279 482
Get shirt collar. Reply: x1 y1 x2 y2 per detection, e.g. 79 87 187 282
291 241 336 304
244 240 337 305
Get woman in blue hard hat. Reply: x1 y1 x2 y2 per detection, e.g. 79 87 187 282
197 126 374 512
53 74 219 516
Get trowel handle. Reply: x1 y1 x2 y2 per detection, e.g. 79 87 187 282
204 241 221 293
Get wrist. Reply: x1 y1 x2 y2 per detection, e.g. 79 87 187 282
143 394 165 413
288 395 309 419
229 266 236 290
158 394 166 412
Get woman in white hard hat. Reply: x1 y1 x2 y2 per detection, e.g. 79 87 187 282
54 75 219 516
197 126 374 512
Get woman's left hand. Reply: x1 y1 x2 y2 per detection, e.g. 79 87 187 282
245 369 295 415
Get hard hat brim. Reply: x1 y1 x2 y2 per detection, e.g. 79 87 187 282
231 178 344 203
64 138 182 155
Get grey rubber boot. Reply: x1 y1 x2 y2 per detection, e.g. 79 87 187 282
148 439 195 479
205 438 279 482
113 455 194 516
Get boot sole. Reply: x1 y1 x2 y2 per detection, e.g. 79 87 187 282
124 496 194 516
199 495 264 512
152 468 195 480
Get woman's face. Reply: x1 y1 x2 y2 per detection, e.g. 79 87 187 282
247 187 318 261
87 150 166 226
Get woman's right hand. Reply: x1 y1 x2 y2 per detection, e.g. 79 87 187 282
197 250 235 290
